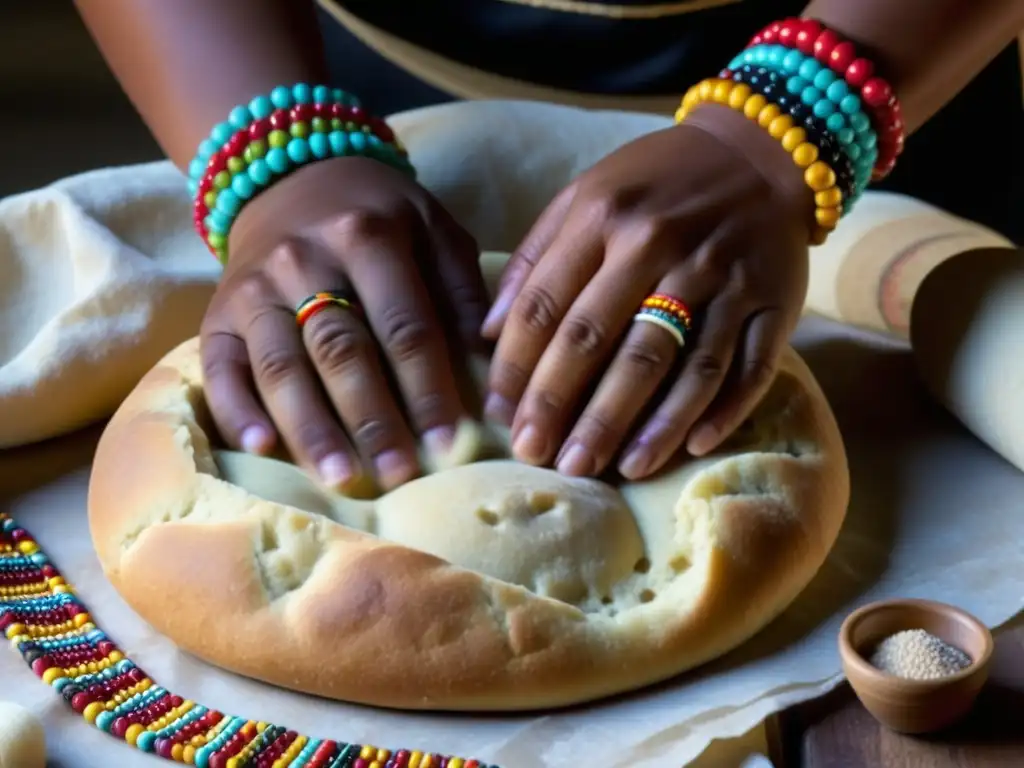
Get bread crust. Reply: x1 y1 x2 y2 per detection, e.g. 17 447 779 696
88 335 848 711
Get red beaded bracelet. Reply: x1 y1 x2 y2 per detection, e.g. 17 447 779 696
749 18 905 181
192 103 402 241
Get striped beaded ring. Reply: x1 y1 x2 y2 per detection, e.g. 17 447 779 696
634 293 693 348
188 83 414 264
676 77 844 245
295 290 359 329
0 513 495 768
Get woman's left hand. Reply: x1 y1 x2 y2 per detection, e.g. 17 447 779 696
480 103 813 481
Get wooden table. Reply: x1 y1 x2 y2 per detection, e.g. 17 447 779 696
766 615 1024 767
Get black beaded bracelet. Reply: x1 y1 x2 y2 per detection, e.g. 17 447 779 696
729 64 856 205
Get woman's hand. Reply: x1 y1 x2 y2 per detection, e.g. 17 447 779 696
481 104 813 481
200 156 488 492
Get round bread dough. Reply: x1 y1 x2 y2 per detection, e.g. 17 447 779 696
88 253 849 711
0 702 46 768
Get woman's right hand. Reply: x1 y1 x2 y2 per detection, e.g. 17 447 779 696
199 156 488 493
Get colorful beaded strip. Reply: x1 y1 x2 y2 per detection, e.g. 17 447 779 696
295 292 358 329
642 293 692 330
745 18 905 180
725 50 877 195
187 84 413 264
727 65 859 206
677 78 843 245
0 513 496 768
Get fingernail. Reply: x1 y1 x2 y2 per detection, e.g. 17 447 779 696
317 453 356 489
556 442 594 476
375 450 417 487
619 443 653 479
484 393 515 425
424 425 456 456
481 292 512 336
687 424 720 456
512 424 547 464
240 425 274 454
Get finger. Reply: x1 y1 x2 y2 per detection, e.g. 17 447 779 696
485 224 603 442
237 280 363 490
552 266 715 477
421 200 490 352
618 292 750 480
272 250 422 490
480 184 576 338
200 327 277 455
328 212 467 448
686 306 789 456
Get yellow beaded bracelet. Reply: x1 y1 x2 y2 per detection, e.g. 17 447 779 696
676 78 843 246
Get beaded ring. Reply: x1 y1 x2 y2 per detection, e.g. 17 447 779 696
677 78 843 245
0 513 496 768
747 18 905 180
634 307 688 348
642 294 692 330
295 291 358 329
188 84 413 264
727 65 859 205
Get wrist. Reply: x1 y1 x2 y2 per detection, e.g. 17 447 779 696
681 103 815 239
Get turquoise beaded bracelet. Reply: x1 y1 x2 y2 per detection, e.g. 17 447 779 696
188 83 413 262
729 44 878 194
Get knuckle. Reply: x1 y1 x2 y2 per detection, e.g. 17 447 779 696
265 237 309 275
349 418 392 455
489 359 530 400
251 347 305 389
571 411 619 446
512 285 560 333
621 335 672 373
563 315 607 356
583 188 629 223
403 391 449 430
522 388 565 420
291 421 342 462
380 306 432 361
742 356 777 388
331 209 407 249
234 273 276 310
306 318 369 373
688 352 726 383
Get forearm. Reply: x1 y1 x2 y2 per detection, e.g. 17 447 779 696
74 0 327 170
802 0 1024 133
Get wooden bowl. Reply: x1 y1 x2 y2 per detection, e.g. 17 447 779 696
838 598 994 734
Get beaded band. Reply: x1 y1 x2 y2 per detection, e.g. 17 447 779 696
726 47 877 192
677 79 843 245
295 292 358 329
0 513 495 768
633 308 688 348
728 65 859 205
747 18 905 180
188 84 413 264
641 293 692 330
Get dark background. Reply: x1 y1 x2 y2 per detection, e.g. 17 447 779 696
1 2 1021 243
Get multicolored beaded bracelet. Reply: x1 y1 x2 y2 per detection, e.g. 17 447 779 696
677 78 843 245
747 18 905 180
0 513 496 768
187 84 413 263
727 66 858 206
725 46 877 189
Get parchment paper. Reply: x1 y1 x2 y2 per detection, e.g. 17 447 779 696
1 101 1023 767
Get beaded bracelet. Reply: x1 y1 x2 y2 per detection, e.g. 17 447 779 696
747 18 905 180
728 66 858 205
187 84 413 263
677 78 843 245
726 46 878 187
0 513 495 768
